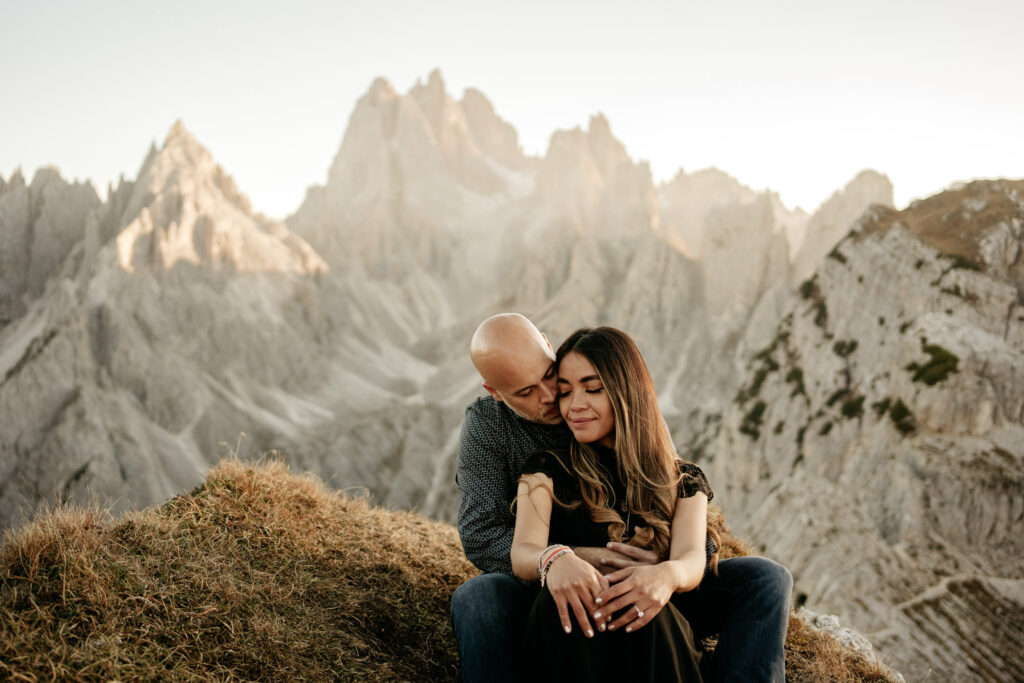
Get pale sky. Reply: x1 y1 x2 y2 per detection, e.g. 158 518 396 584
2 0 1021 219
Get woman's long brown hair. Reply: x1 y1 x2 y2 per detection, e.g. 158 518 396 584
553 327 719 568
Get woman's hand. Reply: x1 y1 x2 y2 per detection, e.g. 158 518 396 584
591 563 679 633
545 552 611 637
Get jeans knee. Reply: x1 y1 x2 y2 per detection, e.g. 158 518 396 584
757 558 793 607
452 574 498 622
451 580 473 621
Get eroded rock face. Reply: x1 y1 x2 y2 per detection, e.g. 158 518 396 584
0 168 101 324
705 180 1024 681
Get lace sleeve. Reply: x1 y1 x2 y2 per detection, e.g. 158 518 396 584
678 462 713 501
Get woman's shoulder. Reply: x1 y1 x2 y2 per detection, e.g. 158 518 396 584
522 448 574 481
677 461 714 501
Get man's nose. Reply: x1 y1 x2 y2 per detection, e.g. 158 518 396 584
539 380 556 403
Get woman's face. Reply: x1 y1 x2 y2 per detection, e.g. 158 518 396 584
557 351 615 448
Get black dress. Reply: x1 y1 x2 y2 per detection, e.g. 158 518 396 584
520 445 714 683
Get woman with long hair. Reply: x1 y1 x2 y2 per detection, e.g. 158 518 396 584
510 326 718 681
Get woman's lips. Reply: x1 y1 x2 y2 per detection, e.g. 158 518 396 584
569 418 594 428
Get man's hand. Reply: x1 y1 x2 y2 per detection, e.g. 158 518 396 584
571 542 660 574
599 541 660 569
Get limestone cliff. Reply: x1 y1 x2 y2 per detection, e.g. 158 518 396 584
705 180 1024 681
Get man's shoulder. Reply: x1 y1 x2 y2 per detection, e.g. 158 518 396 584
465 394 502 417
462 395 509 431
459 395 509 450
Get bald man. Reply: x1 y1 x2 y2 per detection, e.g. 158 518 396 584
455 314 566 576
451 314 567 683
451 314 792 683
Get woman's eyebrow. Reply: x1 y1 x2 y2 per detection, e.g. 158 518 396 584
557 375 601 385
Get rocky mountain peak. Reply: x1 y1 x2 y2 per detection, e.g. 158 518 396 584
2 168 26 192
110 121 323 275
0 166 101 323
792 169 893 282
460 87 526 169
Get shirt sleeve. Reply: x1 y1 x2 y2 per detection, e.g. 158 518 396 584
456 403 515 575
678 462 714 501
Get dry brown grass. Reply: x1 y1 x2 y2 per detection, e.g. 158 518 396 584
856 178 1024 263
1 459 898 681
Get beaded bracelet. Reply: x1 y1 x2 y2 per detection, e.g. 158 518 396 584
539 546 574 587
537 544 567 580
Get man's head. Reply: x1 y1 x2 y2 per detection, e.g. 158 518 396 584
470 313 561 425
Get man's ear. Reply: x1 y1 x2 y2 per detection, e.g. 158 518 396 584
482 381 504 402
541 332 553 352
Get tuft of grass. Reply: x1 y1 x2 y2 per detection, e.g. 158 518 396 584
799 277 818 300
941 253 982 272
813 300 829 328
888 399 917 435
784 614 895 682
841 395 866 419
785 367 806 397
871 398 892 417
833 340 858 357
827 247 848 264
0 459 900 682
740 401 767 439
906 344 959 386
0 459 473 681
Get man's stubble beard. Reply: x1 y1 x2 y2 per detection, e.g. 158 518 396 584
504 398 562 426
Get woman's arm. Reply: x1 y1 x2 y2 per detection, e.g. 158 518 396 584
510 473 556 580
592 492 709 632
511 473 609 636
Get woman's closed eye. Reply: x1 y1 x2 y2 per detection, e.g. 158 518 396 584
557 387 604 399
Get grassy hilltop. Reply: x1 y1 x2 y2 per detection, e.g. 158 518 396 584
1 459 896 681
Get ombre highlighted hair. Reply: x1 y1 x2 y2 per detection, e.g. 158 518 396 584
548 327 718 568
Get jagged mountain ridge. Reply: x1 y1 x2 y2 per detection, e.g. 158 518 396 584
1 68 890 533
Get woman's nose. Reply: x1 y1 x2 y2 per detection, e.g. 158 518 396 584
569 393 587 411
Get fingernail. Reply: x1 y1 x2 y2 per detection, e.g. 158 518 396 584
595 597 603 604
586 629 593 638
564 626 571 634
593 612 602 619
625 626 632 633
598 623 606 632
608 624 616 631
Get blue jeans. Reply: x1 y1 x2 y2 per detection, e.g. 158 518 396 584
451 573 539 683
450 556 791 683
672 556 793 683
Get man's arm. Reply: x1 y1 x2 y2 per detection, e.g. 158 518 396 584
574 544 659 573
456 406 516 574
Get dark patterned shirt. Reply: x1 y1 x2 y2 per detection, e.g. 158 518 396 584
456 396 571 574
